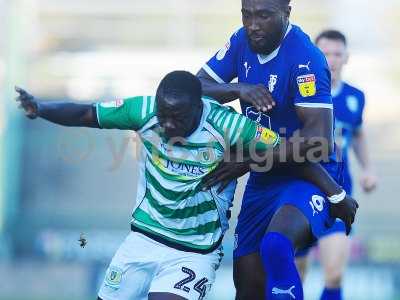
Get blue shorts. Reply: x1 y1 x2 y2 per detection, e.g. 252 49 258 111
295 164 353 258
341 163 353 195
233 179 336 259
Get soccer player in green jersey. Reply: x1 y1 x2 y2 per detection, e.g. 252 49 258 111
16 71 350 300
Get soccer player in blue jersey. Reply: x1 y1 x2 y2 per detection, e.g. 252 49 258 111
197 0 358 299
295 30 378 300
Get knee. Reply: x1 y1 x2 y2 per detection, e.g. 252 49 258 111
260 232 294 263
236 281 264 300
324 263 343 287
234 263 264 300
236 287 263 300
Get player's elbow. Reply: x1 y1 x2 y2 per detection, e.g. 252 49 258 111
303 134 333 163
81 105 99 128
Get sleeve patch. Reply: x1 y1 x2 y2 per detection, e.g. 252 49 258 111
297 74 316 97
216 41 231 61
100 99 124 108
255 126 279 145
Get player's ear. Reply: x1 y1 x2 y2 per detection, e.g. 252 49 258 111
344 50 349 65
286 5 292 18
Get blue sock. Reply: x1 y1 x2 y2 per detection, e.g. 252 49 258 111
320 287 342 300
260 232 303 300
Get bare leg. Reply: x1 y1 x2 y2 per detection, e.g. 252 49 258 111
234 205 314 300
295 253 311 283
149 292 188 300
319 233 350 288
234 253 265 300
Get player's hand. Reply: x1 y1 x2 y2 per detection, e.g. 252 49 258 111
202 160 250 193
238 83 276 112
329 195 359 235
15 86 39 119
360 171 377 193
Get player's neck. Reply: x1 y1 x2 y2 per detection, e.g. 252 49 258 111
331 77 342 90
186 102 204 137
331 78 343 97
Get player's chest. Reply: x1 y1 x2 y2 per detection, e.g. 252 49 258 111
237 56 292 105
333 95 361 127
141 130 224 178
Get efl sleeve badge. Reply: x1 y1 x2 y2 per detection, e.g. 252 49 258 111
297 74 317 97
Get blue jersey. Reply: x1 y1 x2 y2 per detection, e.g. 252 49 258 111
333 82 365 194
203 24 338 183
333 82 365 161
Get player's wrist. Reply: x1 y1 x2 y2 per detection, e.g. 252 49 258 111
327 189 346 204
32 101 41 119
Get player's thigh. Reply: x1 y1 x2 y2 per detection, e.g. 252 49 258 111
319 232 350 283
270 180 336 248
98 233 157 300
148 292 188 300
234 253 264 300
294 252 311 283
267 204 313 250
150 248 222 300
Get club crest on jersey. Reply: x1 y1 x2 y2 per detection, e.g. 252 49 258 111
297 74 316 97
198 148 215 163
268 75 278 93
346 96 359 113
246 106 272 129
216 41 231 61
105 266 123 290
100 99 124 108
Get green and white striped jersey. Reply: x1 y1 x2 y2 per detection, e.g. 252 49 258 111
96 96 279 252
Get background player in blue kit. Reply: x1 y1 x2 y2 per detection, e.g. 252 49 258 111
295 30 378 300
197 0 358 299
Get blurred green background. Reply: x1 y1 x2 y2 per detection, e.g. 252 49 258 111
0 0 400 299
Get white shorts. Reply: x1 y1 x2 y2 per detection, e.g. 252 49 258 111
98 232 223 300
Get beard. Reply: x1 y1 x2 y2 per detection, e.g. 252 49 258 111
247 21 288 55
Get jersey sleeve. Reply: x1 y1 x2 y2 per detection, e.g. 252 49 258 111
202 28 243 83
219 108 280 152
95 96 156 130
290 48 333 109
355 92 366 129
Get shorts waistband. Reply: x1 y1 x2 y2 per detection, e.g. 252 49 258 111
130 224 223 255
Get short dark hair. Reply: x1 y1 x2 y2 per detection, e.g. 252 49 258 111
156 70 202 104
315 29 347 46
277 0 291 7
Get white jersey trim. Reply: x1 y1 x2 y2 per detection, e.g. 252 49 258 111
95 103 101 127
295 103 333 109
257 24 293 65
331 81 344 98
202 64 225 84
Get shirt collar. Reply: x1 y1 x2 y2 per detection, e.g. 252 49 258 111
257 23 293 65
331 81 344 98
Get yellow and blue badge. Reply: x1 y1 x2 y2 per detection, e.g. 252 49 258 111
297 74 316 97
255 126 279 146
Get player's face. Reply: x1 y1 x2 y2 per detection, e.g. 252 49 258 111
317 38 348 83
241 0 290 55
157 96 202 139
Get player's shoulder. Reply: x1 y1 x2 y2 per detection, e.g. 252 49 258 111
203 97 246 133
342 82 365 100
285 25 327 65
203 96 238 119
226 27 248 50
230 27 247 41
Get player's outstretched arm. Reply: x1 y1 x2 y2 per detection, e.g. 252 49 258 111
197 69 275 112
15 87 99 128
352 127 377 193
